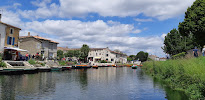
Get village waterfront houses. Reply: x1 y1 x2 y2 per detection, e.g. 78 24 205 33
88 48 127 64
19 32 59 59
58 47 127 64
0 20 27 60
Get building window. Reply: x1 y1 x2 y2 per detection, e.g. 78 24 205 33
96 53 97 56
10 28 14 34
7 36 12 45
49 44 53 50
99 53 101 55
106 58 108 61
12 37 15 45
111 59 114 61
106 54 108 57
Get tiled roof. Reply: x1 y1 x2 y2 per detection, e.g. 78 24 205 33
90 48 107 50
20 36 59 44
57 47 80 51
0 21 21 30
160 57 167 59
57 47 127 56
110 50 127 56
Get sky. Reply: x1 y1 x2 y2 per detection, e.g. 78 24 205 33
0 0 196 57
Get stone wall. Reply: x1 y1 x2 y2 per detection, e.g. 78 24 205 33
19 38 41 56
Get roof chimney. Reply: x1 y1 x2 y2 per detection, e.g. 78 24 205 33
28 32 30 36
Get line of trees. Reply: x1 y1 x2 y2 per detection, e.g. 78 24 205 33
127 51 148 62
57 44 90 63
163 0 204 56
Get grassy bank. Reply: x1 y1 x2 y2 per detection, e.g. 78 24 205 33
143 57 205 99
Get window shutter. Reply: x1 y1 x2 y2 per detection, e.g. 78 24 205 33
7 36 10 44
12 37 15 45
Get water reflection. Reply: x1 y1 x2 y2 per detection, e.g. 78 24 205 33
0 67 188 100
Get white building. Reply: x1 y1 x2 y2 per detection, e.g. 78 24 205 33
57 47 127 64
19 33 59 59
0 22 6 52
87 48 127 64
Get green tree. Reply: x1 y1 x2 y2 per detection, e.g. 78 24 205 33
127 56 132 62
73 50 81 57
162 29 195 56
178 0 205 47
136 51 148 62
80 44 90 63
129 55 136 61
57 50 64 60
64 50 81 58
64 50 74 57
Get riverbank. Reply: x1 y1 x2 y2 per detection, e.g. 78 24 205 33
143 57 205 99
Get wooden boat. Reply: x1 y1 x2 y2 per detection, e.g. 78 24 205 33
51 67 62 71
92 65 98 69
62 66 72 70
74 65 91 69
36 67 51 72
131 65 138 69
126 64 132 67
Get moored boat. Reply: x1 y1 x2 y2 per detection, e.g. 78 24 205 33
74 65 91 69
62 66 72 70
131 65 138 69
51 67 62 71
92 65 98 69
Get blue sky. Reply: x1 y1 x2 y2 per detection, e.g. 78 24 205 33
0 0 195 57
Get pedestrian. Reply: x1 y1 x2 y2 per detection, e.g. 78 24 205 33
29 54 31 60
32 55 35 59
202 45 205 56
25 53 29 61
193 46 199 57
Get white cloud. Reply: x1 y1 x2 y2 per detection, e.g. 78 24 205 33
31 0 52 7
22 19 164 56
161 33 167 39
0 2 169 56
18 0 195 20
134 18 153 22
1 10 23 28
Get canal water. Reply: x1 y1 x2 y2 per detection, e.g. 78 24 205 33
0 67 188 100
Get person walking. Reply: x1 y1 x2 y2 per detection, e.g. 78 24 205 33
193 46 199 57
202 45 205 56
25 53 29 61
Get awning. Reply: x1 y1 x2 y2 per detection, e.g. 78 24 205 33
94 57 101 59
4 47 28 52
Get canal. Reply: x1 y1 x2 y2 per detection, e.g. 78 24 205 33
0 67 188 100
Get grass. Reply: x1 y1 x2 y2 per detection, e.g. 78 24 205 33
58 61 76 66
28 59 36 65
143 57 205 99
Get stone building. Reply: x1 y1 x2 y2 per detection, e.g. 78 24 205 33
58 47 127 64
0 21 28 60
19 33 59 59
0 21 21 51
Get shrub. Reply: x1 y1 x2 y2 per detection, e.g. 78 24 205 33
28 59 36 65
0 62 6 67
58 61 67 66
172 52 186 59
100 60 107 63
143 57 205 99
40 63 45 66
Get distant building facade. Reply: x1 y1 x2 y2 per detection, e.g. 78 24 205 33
19 33 59 59
57 47 127 64
0 21 27 60
0 21 21 52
